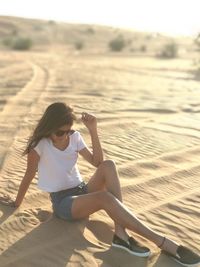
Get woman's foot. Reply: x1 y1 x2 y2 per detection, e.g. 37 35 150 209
159 237 200 267
112 234 151 257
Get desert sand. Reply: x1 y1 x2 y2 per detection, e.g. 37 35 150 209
0 47 200 267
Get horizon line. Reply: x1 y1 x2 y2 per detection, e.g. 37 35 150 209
0 14 198 38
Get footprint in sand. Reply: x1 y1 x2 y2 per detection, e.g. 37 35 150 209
0 193 15 207
15 208 52 226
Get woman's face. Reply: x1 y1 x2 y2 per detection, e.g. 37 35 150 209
50 124 72 142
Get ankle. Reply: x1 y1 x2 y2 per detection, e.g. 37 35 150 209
114 230 129 242
158 236 179 256
158 236 166 249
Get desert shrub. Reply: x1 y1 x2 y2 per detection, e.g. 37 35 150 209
193 59 200 80
86 27 95 34
140 45 147 52
33 25 43 31
126 38 133 46
109 35 126 52
3 37 33 50
158 42 178 58
12 28 18 36
75 41 84 50
11 37 33 50
130 47 135 52
146 34 152 40
194 34 200 79
2 37 13 47
195 67 200 80
48 20 56 25
194 33 200 51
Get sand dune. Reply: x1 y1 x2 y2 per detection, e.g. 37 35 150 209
0 49 200 267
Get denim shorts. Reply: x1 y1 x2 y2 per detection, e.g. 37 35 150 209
49 182 88 221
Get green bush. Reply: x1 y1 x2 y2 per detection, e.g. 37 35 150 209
86 27 95 34
194 33 200 51
109 35 126 52
140 45 147 52
158 42 178 58
195 68 200 80
2 37 13 47
12 38 33 50
130 47 135 52
75 41 84 50
2 37 33 50
33 25 43 31
12 28 18 36
193 59 200 80
48 20 56 25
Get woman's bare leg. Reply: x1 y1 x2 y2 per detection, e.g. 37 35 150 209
86 160 128 240
71 191 179 256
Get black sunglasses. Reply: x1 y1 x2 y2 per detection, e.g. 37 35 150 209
54 129 72 137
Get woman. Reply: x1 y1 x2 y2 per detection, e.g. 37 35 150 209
3 102 200 266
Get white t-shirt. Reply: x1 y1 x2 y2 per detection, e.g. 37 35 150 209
33 131 87 192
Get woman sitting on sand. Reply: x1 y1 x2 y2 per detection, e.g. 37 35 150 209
5 102 200 266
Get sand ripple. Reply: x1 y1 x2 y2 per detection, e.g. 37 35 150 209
0 51 200 266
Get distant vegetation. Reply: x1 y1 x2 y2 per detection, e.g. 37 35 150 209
194 33 200 79
74 40 84 50
33 24 43 31
194 64 200 80
157 42 178 59
86 27 95 35
48 20 56 25
2 37 33 50
0 16 193 56
194 33 200 51
109 35 126 52
140 45 147 52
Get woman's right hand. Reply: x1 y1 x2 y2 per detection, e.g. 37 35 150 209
0 193 16 207
81 112 97 132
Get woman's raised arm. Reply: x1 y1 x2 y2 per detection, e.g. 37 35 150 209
79 112 104 167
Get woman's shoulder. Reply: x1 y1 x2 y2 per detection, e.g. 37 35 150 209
33 137 49 151
70 130 85 145
70 130 82 139
33 137 51 156
37 137 49 145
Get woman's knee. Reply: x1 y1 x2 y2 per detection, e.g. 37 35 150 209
96 191 116 209
98 159 116 172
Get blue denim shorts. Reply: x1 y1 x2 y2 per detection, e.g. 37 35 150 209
49 182 88 221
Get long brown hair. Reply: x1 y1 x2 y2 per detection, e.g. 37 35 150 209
23 102 76 155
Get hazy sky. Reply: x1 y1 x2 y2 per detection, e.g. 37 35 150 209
0 0 200 36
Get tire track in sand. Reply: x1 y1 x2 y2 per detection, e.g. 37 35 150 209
0 61 49 170
0 59 50 196
0 58 53 256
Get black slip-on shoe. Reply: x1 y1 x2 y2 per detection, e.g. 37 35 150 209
163 245 200 267
111 234 150 257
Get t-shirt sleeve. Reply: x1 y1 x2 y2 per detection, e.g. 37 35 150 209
77 132 87 151
33 139 44 156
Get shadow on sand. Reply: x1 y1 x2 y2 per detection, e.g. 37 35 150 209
0 210 182 267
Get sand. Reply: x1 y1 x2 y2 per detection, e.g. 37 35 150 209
0 49 200 267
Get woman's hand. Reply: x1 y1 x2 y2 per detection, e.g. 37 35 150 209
0 193 16 207
81 112 97 132
81 112 103 166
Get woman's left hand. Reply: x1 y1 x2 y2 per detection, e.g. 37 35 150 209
81 112 97 132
